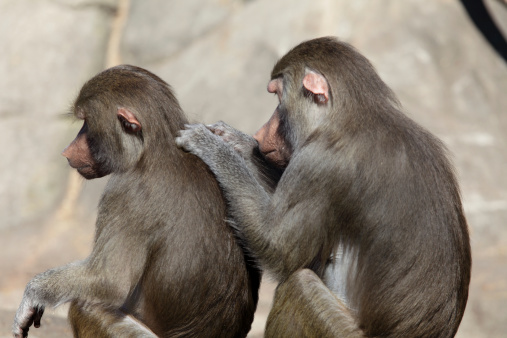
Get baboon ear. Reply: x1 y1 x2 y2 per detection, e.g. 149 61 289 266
303 70 329 104
117 108 142 134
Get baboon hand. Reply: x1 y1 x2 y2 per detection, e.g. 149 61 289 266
12 298 44 338
176 124 222 159
207 121 257 156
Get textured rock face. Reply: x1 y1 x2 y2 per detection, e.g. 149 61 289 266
0 0 114 230
1 0 506 337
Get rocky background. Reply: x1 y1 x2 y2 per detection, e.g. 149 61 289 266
0 0 506 337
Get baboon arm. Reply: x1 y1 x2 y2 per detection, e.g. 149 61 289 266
177 127 339 278
14 244 148 337
266 269 363 338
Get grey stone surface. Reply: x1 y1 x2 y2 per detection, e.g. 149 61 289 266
121 0 237 65
0 0 506 337
0 0 116 230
